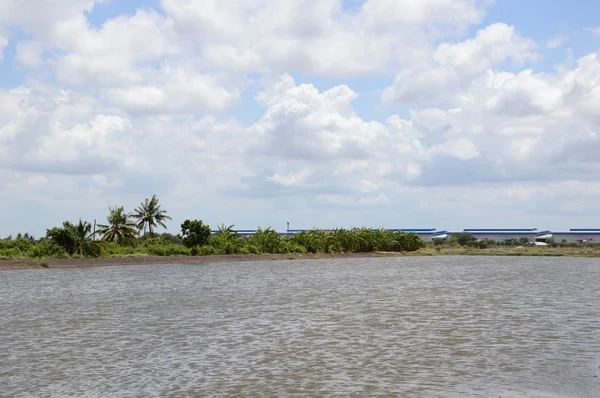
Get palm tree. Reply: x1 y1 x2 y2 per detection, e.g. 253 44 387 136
131 195 172 237
95 206 138 242
73 219 104 257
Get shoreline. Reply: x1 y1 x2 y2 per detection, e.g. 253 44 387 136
0 252 397 270
1 246 599 270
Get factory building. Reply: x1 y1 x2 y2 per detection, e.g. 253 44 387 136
537 229 600 244
462 228 539 244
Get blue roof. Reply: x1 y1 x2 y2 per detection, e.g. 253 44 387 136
551 231 600 235
464 228 537 232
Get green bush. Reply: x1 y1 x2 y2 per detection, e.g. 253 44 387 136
209 225 241 254
0 247 24 258
0 238 32 253
458 232 475 246
433 238 446 246
101 242 147 256
31 240 69 258
180 220 211 248
290 228 425 253
143 239 190 256
190 245 217 256
244 227 284 253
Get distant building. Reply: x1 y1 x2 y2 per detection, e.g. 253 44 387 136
540 229 600 244
462 228 539 244
391 229 448 242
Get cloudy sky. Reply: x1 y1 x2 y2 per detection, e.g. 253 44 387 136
1 0 600 237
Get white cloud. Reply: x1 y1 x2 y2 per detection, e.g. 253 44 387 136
3 1 600 235
382 23 537 105
545 35 566 48
0 30 9 61
51 10 180 86
162 0 486 76
586 26 600 36
15 41 44 67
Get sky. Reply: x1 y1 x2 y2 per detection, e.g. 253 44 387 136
1 0 600 237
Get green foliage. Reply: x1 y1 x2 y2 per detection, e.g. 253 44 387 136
131 194 172 237
244 227 284 253
468 240 489 249
180 219 211 248
290 228 425 254
143 239 191 256
95 206 138 242
46 220 103 257
209 224 241 254
31 240 69 258
433 238 446 246
458 232 475 246
448 234 460 246
0 237 32 253
191 245 217 256
518 237 530 245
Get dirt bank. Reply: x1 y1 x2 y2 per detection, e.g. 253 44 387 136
0 252 401 271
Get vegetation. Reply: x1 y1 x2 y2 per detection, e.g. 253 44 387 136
180 219 211 248
95 206 139 243
2 196 599 263
0 195 427 261
131 195 172 237
46 220 104 257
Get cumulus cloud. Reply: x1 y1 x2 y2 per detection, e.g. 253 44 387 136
382 23 537 105
2 0 600 235
162 0 486 76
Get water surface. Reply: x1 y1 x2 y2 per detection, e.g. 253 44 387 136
1 256 600 397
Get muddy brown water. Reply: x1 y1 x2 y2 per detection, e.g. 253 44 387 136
1 256 600 397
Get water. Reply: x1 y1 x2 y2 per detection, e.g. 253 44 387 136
1 256 600 397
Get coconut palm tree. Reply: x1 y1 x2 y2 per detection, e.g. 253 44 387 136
95 206 138 242
73 220 104 257
46 219 104 257
131 195 172 237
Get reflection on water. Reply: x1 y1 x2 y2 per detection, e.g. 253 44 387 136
1 256 600 397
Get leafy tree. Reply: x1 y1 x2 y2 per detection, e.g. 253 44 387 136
210 224 240 254
95 206 138 243
46 219 103 257
180 219 211 248
139 232 182 245
458 232 475 246
518 237 530 246
131 195 172 237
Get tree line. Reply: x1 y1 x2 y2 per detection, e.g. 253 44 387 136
0 195 427 259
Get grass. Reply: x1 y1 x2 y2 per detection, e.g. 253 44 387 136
411 245 600 258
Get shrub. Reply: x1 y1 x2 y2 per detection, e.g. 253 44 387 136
31 240 69 258
143 239 190 256
433 238 446 246
458 232 475 246
244 227 285 254
209 224 241 254
190 245 216 256
0 247 24 258
180 220 211 248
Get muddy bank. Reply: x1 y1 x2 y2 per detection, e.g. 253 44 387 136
0 252 401 270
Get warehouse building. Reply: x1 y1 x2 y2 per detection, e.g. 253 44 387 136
462 228 539 244
538 229 600 244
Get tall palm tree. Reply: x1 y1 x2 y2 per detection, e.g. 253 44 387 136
73 219 104 257
131 195 172 237
95 206 138 242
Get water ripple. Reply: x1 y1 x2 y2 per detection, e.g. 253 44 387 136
1 256 600 397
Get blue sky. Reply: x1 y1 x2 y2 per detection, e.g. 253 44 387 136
1 0 600 237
